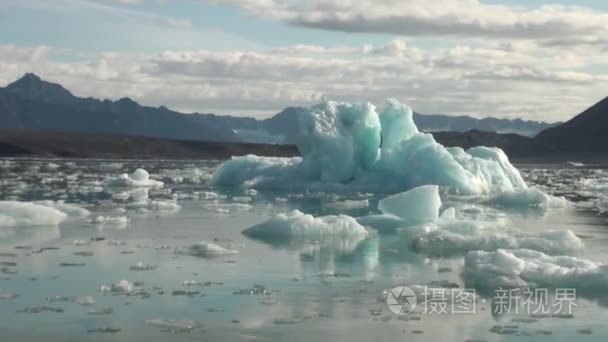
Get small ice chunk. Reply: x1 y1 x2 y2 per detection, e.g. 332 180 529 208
0 201 68 227
98 162 123 171
91 216 129 227
19 306 64 314
106 169 164 188
232 196 252 203
73 240 91 246
464 249 608 294
378 185 442 223
108 240 127 246
327 199 370 210
0 290 18 300
439 207 456 221
100 280 135 295
483 188 569 210
129 262 157 271
88 327 121 334
88 308 113 315
199 191 220 200
145 319 199 332
355 214 406 231
35 201 90 220
76 296 96 306
415 226 584 257
244 210 369 239
181 280 200 286
176 241 238 258
567 161 584 167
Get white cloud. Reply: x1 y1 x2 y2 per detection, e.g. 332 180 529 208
112 0 143 5
209 0 608 45
1 42 606 122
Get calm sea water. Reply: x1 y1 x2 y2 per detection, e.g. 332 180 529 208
0 158 606 341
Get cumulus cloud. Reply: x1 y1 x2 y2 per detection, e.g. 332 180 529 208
113 0 143 5
210 0 608 45
1 41 606 121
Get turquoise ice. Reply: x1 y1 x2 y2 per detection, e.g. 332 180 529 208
212 99 527 195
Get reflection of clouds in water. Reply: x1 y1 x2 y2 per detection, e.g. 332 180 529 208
298 239 375 277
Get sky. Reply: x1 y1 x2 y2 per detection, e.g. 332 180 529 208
0 0 607 121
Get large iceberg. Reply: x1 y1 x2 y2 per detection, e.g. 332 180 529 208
212 99 527 195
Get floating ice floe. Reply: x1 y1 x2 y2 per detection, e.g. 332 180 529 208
356 185 442 231
212 99 527 195
121 188 181 214
129 262 157 271
161 167 210 184
99 279 142 295
567 161 585 167
379 185 441 222
88 308 113 315
244 210 369 239
47 295 96 306
106 168 164 188
97 162 123 172
464 249 608 294
0 290 19 300
243 210 371 251
175 241 238 258
0 201 68 227
43 163 61 171
414 227 584 257
326 199 370 211
206 202 252 214
90 216 129 228
199 191 220 200
145 319 201 332
73 240 91 246
35 201 91 220
483 188 569 210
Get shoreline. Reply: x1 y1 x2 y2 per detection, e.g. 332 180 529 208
2 129 607 165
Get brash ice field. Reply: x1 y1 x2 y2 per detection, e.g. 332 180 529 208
1 100 607 341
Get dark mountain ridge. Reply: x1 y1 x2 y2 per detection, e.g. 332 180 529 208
0 73 556 144
534 96 608 153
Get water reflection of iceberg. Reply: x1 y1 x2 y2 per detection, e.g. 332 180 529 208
0 226 61 246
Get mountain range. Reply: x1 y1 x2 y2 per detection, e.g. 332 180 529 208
0 73 556 144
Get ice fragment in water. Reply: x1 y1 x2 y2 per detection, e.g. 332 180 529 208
0 201 68 227
244 210 369 239
175 241 238 258
106 168 164 188
464 249 608 295
129 262 157 271
378 185 441 223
